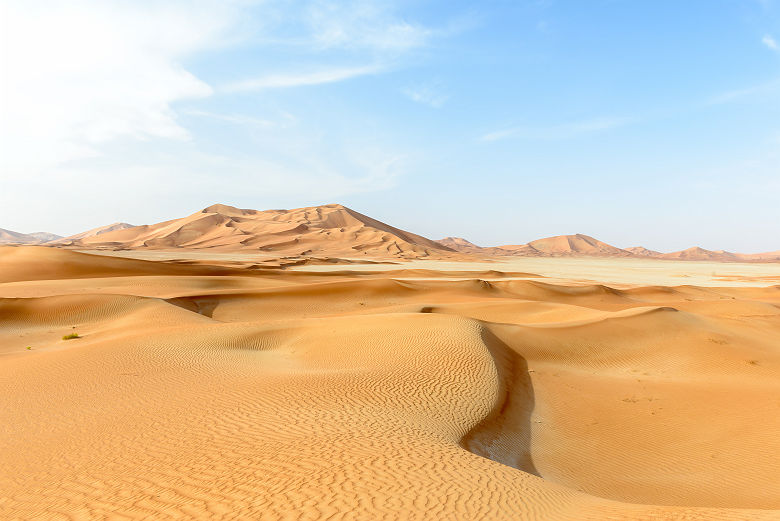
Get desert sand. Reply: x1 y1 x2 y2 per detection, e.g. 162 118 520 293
1 245 779 520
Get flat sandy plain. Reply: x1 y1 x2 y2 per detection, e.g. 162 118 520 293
1 246 779 520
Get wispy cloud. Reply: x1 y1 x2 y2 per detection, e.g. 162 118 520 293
401 83 449 108
763 34 779 51
0 1 234 170
708 78 780 104
480 117 630 142
304 1 432 52
1 0 448 171
221 64 382 92
181 109 294 128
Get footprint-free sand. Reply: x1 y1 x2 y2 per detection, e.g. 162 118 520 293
1 246 779 520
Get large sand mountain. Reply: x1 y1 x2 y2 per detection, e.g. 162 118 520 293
0 228 61 244
70 203 453 258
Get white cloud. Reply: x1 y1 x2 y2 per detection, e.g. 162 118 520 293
304 1 432 52
763 34 779 51
480 117 630 142
0 0 451 234
0 1 436 174
708 78 780 104
222 65 383 92
402 83 449 108
181 109 282 128
0 1 246 175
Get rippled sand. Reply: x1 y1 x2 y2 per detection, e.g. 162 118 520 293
2 247 779 520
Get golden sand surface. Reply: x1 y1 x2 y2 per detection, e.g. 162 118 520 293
1 246 779 520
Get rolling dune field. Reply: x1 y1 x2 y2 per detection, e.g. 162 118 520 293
1 246 779 520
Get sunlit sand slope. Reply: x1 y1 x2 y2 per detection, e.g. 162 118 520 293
1 248 778 520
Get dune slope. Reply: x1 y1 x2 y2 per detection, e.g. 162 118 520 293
1 247 779 520
67 203 452 258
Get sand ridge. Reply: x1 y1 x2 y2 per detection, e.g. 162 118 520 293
1 247 779 520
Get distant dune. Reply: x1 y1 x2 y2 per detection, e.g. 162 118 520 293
441 234 631 258
436 236 512 255
450 234 637 258
524 233 631 257
743 250 780 261
50 222 135 245
625 246 662 257
436 236 482 252
0 228 61 244
658 246 740 262
445 234 780 263
627 246 780 263
5 204 778 262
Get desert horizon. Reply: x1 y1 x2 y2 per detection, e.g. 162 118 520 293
2 1 779 520
2 202 780 263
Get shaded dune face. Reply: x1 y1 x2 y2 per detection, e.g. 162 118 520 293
1 248 779 520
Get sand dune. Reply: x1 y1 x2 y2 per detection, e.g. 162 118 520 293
49 221 135 245
494 234 630 257
524 233 630 256
65 203 452 258
1 246 779 520
657 247 780 263
447 234 642 258
0 246 269 283
438 234 779 263
626 245 662 257
623 246 780 263
0 227 61 244
436 236 512 255
38 204 779 262
659 246 741 262
436 236 483 252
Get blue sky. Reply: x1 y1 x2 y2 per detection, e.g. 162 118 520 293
1 0 778 252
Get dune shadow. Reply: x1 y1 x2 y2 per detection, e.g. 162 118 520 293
165 296 220 318
460 326 540 477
